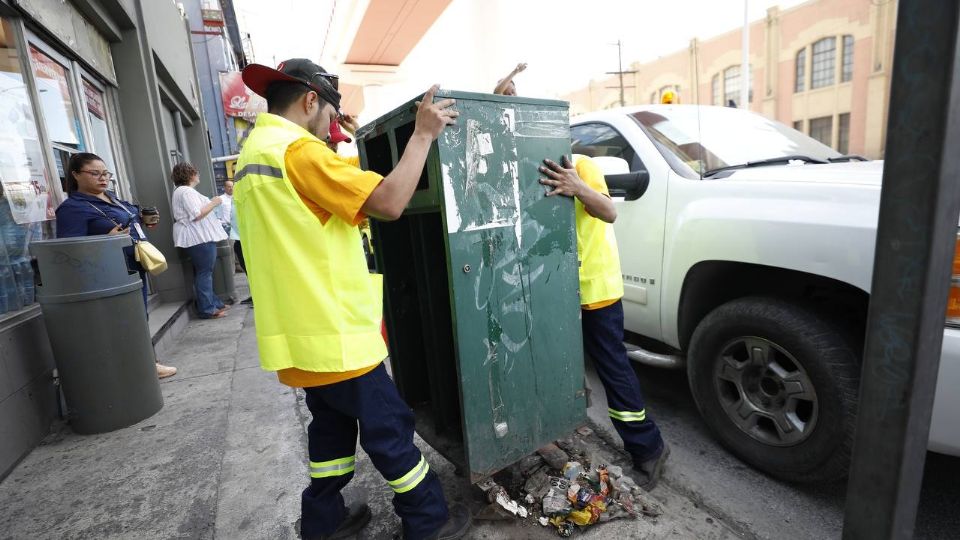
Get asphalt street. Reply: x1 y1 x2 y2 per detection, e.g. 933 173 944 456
586 360 960 540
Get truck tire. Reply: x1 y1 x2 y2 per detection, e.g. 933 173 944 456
687 297 859 483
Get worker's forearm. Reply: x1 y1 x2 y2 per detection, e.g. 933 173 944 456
370 132 433 220
577 188 617 223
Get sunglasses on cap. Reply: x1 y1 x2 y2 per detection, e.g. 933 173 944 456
309 71 339 91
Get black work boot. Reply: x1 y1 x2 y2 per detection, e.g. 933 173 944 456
306 502 371 540
633 442 671 491
423 503 471 540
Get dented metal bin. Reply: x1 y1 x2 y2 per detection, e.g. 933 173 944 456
356 91 586 482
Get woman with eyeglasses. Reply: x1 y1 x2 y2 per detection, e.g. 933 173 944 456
55 152 177 379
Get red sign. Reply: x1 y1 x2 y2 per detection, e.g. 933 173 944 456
83 80 105 119
220 71 266 119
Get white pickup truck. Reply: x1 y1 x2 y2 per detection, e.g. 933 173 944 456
571 105 960 482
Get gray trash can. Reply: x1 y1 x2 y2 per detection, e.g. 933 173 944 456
30 235 163 434
212 239 236 304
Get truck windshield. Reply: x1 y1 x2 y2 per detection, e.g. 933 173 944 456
629 106 841 178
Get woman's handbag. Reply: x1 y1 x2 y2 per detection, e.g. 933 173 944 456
86 199 168 275
133 240 168 275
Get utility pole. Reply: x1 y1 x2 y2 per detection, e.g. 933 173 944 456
606 40 637 107
843 0 960 538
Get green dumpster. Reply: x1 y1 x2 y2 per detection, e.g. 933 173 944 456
357 91 586 482
30 235 163 434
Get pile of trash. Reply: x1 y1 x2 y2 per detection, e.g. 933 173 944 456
476 432 662 537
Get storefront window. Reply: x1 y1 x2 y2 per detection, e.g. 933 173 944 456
82 79 120 193
0 19 49 314
29 45 85 193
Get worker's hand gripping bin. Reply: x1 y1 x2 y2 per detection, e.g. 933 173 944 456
357 91 586 482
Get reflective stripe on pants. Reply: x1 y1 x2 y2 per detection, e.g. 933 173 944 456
309 456 356 478
608 407 647 422
388 455 430 494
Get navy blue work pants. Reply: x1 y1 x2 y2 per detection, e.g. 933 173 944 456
582 300 664 464
301 363 449 540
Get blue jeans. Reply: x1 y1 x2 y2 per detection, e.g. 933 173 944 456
138 269 149 317
582 300 664 464
186 242 223 317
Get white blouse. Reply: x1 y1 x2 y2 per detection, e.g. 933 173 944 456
172 185 228 248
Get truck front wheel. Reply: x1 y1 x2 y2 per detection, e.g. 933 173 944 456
687 297 860 483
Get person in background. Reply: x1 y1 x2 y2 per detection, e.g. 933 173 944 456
170 162 229 320
228 200 252 306
538 154 671 490
55 152 177 379
216 180 234 234
493 62 526 96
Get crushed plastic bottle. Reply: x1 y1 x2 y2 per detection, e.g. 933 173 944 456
597 466 611 497
562 461 583 480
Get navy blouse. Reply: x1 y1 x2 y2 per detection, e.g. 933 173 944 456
55 191 147 270
55 191 146 241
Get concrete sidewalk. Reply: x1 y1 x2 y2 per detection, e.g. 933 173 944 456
0 280 740 540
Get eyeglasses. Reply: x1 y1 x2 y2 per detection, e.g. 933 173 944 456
81 170 114 180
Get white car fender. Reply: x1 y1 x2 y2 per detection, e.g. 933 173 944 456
659 176 881 347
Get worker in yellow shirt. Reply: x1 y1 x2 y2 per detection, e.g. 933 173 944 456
539 155 670 490
236 59 469 540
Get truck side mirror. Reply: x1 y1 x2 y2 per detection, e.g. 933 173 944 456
605 171 650 201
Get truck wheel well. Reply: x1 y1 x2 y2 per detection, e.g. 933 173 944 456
677 261 869 352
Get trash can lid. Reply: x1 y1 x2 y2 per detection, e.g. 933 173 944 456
30 235 142 298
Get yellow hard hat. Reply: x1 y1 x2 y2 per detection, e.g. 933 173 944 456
661 90 678 104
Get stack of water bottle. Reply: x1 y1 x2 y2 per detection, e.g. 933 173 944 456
0 200 38 315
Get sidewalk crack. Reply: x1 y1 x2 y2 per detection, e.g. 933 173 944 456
211 307 250 540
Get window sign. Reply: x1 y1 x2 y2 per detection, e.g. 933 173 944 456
0 22 52 224
82 79 119 192
28 46 83 148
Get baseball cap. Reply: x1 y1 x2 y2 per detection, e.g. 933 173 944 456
242 58 342 111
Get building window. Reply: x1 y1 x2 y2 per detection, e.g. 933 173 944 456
811 37 836 89
842 35 854 83
809 116 833 147
793 120 804 132
711 74 721 106
838 113 851 154
649 91 656 104
795 49 806 92
82 79 121 193
0 18 49 314
719 65 753 107
724 65 740 106
29 45 87 193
